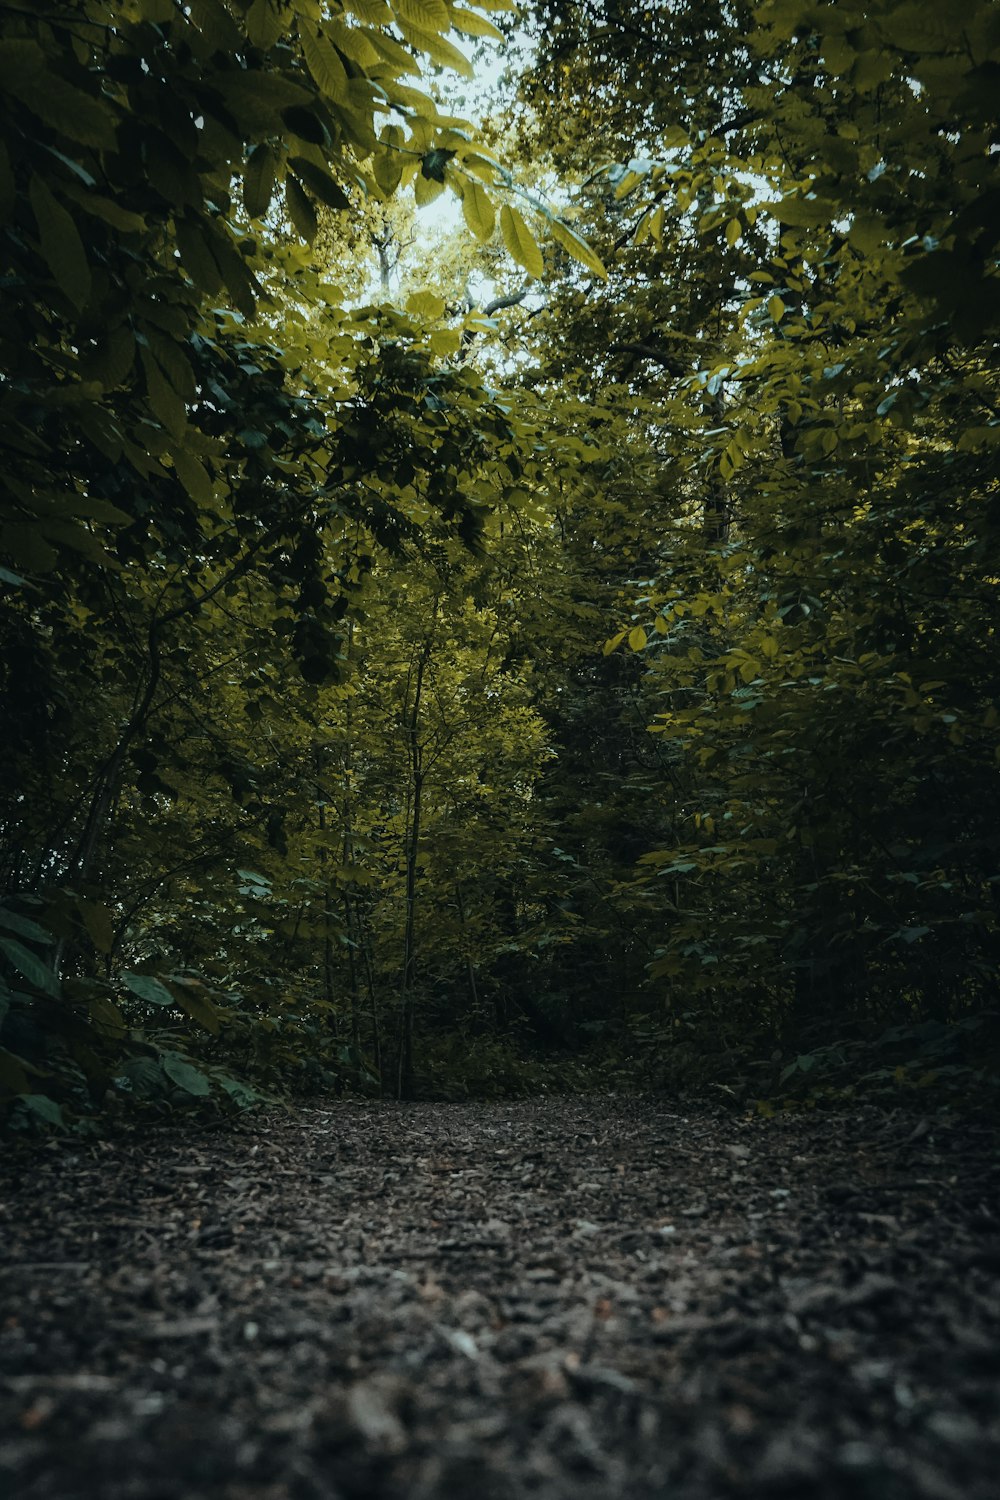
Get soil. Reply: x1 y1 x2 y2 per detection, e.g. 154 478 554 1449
1 1097 998 1500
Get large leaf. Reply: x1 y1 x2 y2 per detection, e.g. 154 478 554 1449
449 7 505 39
245 0 285 49
0 938 59 998
300 25 349 99
172 450 215 507
288 157 351 210
0 909 53 946
122 973 176 1007
462 179 495 243
175 217 224 296
286 175 318 242
500 205 544 278
141 347 188 439
0 42 115 149
549 218 607 279
396 22 473 77
161 1051 212 1096
29 176 91 310
243 143 278 219
170 979 223 1036
392 0 450 32
16 1094 65 1129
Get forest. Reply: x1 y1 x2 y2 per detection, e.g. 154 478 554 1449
1 0 999 1124
2 5 1000 1499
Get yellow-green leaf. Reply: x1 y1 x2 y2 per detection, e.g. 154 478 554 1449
173 983 222 1036
392 0 450 31
397 20 473 76
83 324 136 389
414 173 444 206
374 149 403 195
406 289 447 319
79 900 114 955
549 217 607 279
603 629 627 656
172 450 214 506
449 6 504 38
289 157 350 210
60 184 146 234
462 178 495 242
175 217 224 296
346 0 393 20
245 0 285 48
327 19 379 68
628 626 648 652
500 204 544 279
725 218 742 247
286 175 318 242
613 169 643 200
429 328 461 356
768 295 786 322
141 348 187 439
30 176 90 310
300 24 349 99
244 143 278 219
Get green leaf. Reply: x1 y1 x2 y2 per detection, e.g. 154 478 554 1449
286 175 318 242
500 204 544 279
288 157 350 210
141 347 188 439
245 0 285 49
396 22 474 77
300 25 349 100
421 147 456 182
171 981 222 1035
414 173 445 206
406 288 447 319
115 1056 167 1098
161 1051 212 1096
628 626 648 652
29 176 91 310
190 0 243 50
392 0 450 32
449 7 505 39
244 143 278 219
60 185 147 234
0 43 115 149
215 71 315 133
549 218 607 280
282 106 329 146
16 1094 65 1129
0 937 59 998
175 217 224 296
172 450 215 507
122 973 176 1007
462 179 495 243
768 295 786 322
0 909 53 945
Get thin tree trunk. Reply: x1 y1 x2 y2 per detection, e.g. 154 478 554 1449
396 624 434 1099
455 884 480 1015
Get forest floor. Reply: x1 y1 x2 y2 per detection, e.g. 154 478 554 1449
1 1098 999 1500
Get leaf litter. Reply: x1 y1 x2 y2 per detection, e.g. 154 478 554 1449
1 1097 998 1498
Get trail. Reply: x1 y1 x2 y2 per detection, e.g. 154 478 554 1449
1 1098 998 1499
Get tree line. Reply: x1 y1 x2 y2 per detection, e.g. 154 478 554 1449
1 0 998 1127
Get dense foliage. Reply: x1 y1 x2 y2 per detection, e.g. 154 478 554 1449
2 0 998 1128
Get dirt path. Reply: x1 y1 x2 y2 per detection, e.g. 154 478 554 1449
1 1098 998 1499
